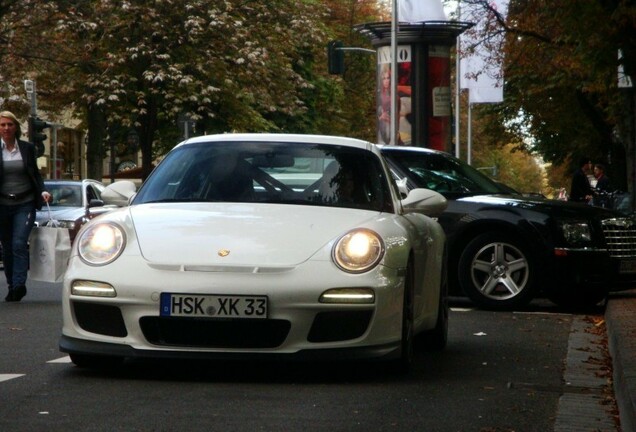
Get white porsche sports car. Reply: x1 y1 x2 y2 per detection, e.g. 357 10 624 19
60 134 448 370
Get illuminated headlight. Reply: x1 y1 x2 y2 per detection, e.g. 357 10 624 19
78 223 126 265
332 229 384 273
560 221 592 244
71 280 116 297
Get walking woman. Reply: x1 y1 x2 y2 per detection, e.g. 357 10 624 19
0 111 50 302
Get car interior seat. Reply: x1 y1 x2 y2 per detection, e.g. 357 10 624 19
205 155 255 202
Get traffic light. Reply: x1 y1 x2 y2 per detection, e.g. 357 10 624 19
327 40 344 75
28 116 49 157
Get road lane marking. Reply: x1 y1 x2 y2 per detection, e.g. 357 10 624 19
47 356 72 363
0 374 25 382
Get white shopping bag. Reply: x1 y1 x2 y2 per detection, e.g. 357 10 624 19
28 225 71 283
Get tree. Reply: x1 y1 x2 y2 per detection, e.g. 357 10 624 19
2 0 334 179
457 0 636 194
57 0 332 179
466 103 544 194
0 1 63 125
320 0 385 142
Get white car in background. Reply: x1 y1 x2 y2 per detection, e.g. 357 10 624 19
60 134 448 371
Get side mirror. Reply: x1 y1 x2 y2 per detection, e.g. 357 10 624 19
101 181 137 207
401 188 447 217
87 199 104 208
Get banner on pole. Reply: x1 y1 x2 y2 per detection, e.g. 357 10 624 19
459 0 509 104
397 0 447 22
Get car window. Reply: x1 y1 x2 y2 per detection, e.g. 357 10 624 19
384 150 513 195
47 184 83 207
134 141 394 212
86 185 99 203
92 183 106 199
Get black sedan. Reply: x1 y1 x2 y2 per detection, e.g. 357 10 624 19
36 179 118 243
381 145 636 310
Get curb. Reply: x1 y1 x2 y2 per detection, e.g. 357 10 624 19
606 289 636 432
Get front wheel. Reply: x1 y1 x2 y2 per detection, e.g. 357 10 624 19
458 232 536 310
418 247 449 351
395 260 415 373
418 292 448 351
548 285 608 311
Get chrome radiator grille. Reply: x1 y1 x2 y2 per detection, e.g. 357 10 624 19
602 218 636 258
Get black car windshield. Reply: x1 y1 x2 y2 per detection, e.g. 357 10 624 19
383 149 515 196
46 184 83 207
134 141 394 212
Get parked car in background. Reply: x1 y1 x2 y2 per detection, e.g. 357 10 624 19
381 145 636 310
37 179 118 243
60 134 449 370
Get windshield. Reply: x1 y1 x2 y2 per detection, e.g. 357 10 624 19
134 141 394 212
383 149 515 196
46 184 83 207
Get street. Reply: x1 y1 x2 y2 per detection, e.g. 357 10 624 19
0 281 619 432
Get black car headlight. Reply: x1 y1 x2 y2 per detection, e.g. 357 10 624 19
78 223 126 265
56 220 77 230
332 229 384 273
560 221 592 245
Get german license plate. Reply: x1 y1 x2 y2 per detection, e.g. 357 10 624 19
619 259 636 274
160 293 268 318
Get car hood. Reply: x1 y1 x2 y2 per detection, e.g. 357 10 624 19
454 194 620 218
36 206 83 223
128 203 380 267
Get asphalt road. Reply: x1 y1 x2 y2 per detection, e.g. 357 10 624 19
0 281 619 432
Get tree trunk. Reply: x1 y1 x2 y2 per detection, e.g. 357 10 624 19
629 90 635 210
139 97 159 181
618 88 636 210
86 102 107 181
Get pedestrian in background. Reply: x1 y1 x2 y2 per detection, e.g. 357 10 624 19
569 157 593 203
593 163 612 208
0 111 51 302
593 163 611 192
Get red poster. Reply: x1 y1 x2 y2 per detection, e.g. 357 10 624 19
428 46 451 152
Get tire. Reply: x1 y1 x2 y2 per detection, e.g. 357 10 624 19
418 248 449 351
396 260 415 373
548 285 608 311
69 353 124 369
458 232 536 310
418 294 448 351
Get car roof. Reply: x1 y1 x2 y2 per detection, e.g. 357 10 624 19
178 133 378 152
378 145 447 157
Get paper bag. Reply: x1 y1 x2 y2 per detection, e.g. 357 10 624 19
29 226 72 283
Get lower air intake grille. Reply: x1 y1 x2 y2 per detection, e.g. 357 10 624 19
307 310 373 342
73 302 128 337
139 317 290 348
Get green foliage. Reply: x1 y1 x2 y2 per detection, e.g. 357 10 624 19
490 0 633 187
455 0 636 194
2 0 356 179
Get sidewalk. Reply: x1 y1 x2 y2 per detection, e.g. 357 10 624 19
605 289 636 432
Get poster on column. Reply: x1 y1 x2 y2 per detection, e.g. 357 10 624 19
428 45 451 152
377 45 412 146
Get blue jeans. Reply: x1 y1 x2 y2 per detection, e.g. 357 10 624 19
0 202 36 288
